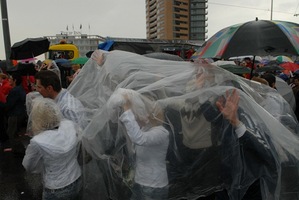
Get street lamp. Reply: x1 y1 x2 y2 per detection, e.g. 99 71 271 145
270 0 273 20
0 0 12 69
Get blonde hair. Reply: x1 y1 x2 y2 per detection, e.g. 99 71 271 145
30 98 62 135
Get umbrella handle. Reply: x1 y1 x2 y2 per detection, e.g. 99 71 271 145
250 56 256 80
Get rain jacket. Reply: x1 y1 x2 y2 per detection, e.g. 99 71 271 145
22 120 81 190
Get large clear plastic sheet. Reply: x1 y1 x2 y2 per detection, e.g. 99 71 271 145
68 50 299 200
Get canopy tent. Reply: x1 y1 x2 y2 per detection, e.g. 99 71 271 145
63 50 299 200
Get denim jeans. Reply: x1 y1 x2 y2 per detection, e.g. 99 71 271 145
130 183 168 200
43 177 82 200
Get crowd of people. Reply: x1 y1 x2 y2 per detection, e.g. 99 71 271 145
227 56 299 122
0 51 299 200
0 59 84 199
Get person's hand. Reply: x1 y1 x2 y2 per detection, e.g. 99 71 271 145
91 50 105 66
216 89 240 127
122 94 131 111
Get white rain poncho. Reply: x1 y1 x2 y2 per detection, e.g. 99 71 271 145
23 98 81 190
68 50 299 200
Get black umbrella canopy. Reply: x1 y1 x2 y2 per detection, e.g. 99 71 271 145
143 52 184 61
86 50 94 58
10 37 50 60
224 20 298 58
196 20 299 59
219 64 251 74
255 64 284 72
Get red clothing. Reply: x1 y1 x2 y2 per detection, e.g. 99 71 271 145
185 49 195 60
1 79 12 96
21 76 35 94
0 79 12 102
244 62 257 79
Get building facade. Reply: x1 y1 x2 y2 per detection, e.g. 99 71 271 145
145 0 208 41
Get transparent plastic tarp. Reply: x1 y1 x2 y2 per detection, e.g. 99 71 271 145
68 50 299 200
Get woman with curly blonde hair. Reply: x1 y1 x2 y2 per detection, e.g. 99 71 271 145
23 98 82 200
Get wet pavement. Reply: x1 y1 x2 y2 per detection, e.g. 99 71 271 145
0 134 43 200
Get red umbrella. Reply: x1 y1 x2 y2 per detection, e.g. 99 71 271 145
280 62 299 72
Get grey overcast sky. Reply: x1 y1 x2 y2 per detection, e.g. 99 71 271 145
0 0 299 59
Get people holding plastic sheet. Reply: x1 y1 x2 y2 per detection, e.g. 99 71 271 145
165 66 280 200
214 89 279 199
116 89 169 200
166 88 280 200
65 50 299 199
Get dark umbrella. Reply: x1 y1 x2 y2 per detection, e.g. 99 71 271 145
194 19 299 78
196 20 299 59
86 51 94 58
143 52 184 61
255 64 284 72
219 64 251 74
10 37 50 60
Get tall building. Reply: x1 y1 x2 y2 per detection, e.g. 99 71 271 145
145 0 208 41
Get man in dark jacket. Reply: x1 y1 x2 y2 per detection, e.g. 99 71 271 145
209 89 280 200
0 73 27 153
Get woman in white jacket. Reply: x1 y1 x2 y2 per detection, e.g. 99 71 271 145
115 89 169 200
22 98 82 200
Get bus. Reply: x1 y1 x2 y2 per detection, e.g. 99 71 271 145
47 41 79 61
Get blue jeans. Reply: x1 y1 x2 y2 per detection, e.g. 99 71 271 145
131 183 168 200
43 177 82 200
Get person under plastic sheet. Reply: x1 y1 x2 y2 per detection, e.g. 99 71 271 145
166 92 280 199
205 90 279 200
224 73 299 135
116 88 169 200
66 50 299 200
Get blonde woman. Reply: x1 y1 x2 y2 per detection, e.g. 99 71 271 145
22 98 82 200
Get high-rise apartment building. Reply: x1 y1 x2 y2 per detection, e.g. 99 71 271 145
145 0 208 41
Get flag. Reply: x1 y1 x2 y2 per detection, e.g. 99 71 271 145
80 24 82 29
66 25 68 31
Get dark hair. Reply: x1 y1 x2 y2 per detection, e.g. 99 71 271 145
35 70 61 92
11 72 22 86
261 73 276 88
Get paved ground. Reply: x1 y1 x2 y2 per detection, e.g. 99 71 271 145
0 134 42 200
